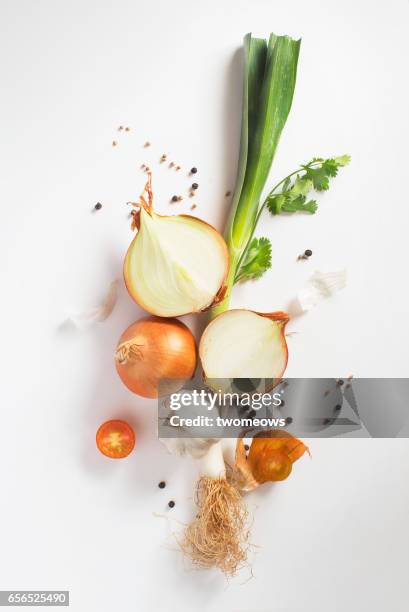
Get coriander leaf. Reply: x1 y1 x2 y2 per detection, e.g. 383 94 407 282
304 165 331 190
266 193 286 214
291 176 313 196
322 159 338 177
266 175 316 214
266 153 350 211
235 237 272 283
281 196 317 213
282 177 292 191
334 154 351 166
304 155 350 190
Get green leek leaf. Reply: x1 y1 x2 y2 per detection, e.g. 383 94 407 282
212 32 301 317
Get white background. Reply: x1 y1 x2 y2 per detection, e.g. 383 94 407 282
1 0 409 610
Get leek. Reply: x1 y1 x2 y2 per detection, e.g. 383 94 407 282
212 32 301 316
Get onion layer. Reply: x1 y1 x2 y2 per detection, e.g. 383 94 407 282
199 309 289 382
124 174 229 317
115 316 197 398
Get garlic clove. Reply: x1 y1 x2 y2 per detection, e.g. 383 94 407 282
67 280 119 329
297 269 347 312
160 437 219 459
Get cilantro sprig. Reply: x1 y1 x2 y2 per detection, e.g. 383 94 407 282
266 175 317 215
266 155 350 215
234 155 350 283
234 237 272 283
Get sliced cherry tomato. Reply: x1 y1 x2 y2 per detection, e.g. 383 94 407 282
96 420 135 458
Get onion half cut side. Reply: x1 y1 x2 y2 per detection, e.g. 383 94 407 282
124 174 229 317
199 309 289 389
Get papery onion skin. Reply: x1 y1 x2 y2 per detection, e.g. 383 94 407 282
115 316 197 398
231 439 260 491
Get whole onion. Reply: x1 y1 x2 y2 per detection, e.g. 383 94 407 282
115 316 196 398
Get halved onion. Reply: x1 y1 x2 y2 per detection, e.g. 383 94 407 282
199 309 289 382
124 174 229 317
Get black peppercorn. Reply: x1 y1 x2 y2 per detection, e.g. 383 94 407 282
192 183 199 190
304 249 312 257
158 481 166 489
190 167 197 174
171 195 178 202
168 500 175 508
94 202 102 210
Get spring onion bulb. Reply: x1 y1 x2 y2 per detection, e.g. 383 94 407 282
124 174 229 317
181 440 249 575
161 436 249 574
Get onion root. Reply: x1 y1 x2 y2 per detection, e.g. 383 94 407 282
181 476 249 576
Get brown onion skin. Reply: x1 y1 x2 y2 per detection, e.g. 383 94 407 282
115 316 197 398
